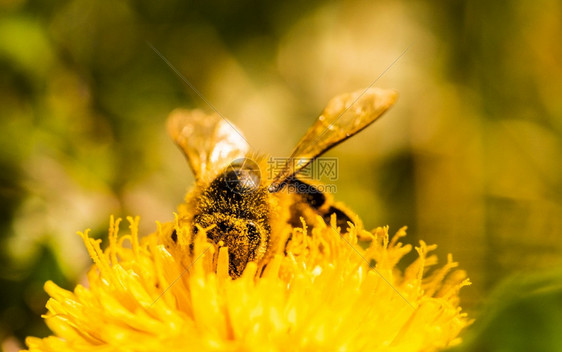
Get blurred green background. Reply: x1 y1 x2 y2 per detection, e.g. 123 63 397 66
1 0 561 350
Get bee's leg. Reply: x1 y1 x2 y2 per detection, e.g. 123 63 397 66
286 177 355 232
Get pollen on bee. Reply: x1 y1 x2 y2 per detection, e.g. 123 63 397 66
218 240 225 247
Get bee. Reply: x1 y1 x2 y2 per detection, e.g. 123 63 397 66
167 87 397 277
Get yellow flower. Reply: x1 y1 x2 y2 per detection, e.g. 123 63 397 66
24 214 471 351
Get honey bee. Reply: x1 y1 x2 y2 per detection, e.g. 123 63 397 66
167 87 397 277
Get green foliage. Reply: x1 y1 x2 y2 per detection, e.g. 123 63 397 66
451 269 562 351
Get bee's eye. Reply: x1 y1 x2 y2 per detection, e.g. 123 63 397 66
246 222 260 244
171 229 177 243
222 158 261 195
192 225 199 235
224 170 260 194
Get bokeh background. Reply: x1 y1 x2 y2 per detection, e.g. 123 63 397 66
1 0 561 350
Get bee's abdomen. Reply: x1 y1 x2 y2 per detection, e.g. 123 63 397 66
285 177 326 209
286 178 356 232
321 206 354 231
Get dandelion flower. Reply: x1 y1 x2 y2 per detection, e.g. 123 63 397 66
24 212 471 352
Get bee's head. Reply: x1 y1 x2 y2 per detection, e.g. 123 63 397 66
192 214 268 278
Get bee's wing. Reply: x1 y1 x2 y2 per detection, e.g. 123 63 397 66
268 87 398 192
167 109 250 180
